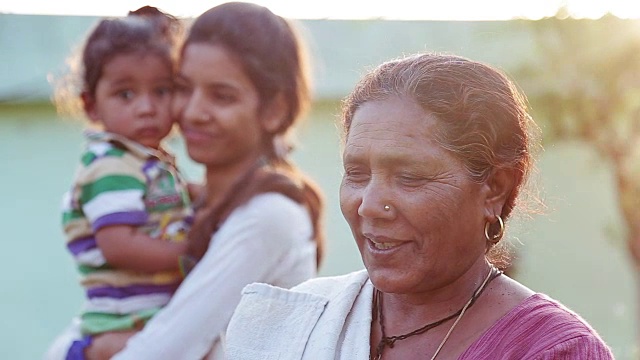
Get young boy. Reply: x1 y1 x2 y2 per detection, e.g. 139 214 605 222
58 7 193 358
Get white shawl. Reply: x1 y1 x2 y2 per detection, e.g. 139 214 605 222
225 270 373 360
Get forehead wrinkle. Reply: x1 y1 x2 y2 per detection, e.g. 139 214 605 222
344 136 430 168
344 97 445 166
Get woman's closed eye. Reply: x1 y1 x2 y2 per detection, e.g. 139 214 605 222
343 167 370 184
208 87 238 104
396 173 433 188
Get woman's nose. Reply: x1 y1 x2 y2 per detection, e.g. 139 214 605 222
182 89 210 123
357 179 393 219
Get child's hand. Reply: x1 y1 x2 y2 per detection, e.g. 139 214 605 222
85 330 137 360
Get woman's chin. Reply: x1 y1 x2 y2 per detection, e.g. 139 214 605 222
366 267 412 293
185 148 211 165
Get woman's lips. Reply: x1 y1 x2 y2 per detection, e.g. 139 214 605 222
182 128 216 143
364 233 406 251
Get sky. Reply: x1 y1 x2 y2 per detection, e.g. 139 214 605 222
1 0 640 20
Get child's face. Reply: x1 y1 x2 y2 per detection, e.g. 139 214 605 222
84 53 174 149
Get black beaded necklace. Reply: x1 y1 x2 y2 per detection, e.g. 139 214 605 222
370 267 502 360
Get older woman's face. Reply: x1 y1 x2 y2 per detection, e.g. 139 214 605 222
173 43 264 168
340 96 490 295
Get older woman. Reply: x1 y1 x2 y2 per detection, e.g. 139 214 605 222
224 53 614 359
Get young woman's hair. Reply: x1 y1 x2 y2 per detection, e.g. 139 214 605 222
53 6 182 116
182 2 325 268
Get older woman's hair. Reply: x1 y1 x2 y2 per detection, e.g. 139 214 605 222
341 53 539 264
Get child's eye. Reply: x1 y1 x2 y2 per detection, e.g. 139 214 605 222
156 86 173 96
117 90 135 100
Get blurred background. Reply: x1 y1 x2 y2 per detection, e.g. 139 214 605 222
1 1 639 359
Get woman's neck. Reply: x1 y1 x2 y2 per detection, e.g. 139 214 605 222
384 259 493 326
203 155 263 206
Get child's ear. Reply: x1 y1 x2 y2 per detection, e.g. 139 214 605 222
81 91 100 122
261 93 288 134
482 168 517 220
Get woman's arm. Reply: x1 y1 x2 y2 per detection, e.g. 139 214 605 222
111 193 315 360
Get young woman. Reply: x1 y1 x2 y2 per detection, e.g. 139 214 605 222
46 3 324 359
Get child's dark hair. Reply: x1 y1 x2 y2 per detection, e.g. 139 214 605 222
53 6 182 117
82 6 181 97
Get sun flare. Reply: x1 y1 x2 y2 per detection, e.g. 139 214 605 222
2 0 640 19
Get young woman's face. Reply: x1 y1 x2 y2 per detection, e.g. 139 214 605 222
173 43 265 168
85 53 174 149
339 96 490 296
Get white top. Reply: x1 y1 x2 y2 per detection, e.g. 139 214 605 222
45 192 316 360
225 270 614 360
225 270 372 360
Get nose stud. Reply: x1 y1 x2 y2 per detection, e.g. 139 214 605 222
383 205 391 211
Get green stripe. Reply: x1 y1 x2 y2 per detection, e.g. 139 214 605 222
81 307 160 334
81 152 96 166
105 148 126 158
81 148 126 166
62 209 84 225
77 263 113 275
79 175 145 204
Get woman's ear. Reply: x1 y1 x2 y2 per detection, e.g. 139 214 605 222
81 91 100 123
482 168 517 219
260 93 288 134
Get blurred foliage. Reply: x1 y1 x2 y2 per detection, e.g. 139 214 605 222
516 14 640 266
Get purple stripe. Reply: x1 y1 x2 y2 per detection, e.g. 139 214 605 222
67 236 97 256
87 283 179 299
92 211 149 232
142 159 158 180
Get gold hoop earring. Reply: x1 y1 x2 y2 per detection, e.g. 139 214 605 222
484 215 504 244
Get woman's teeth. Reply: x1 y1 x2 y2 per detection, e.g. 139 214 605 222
372 241 397 250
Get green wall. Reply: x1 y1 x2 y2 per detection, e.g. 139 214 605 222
0 102 636 359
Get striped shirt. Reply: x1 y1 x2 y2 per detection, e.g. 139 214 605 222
61 131 193 335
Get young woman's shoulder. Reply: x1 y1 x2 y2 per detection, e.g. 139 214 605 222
214 192 313 255
242 192 311 226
